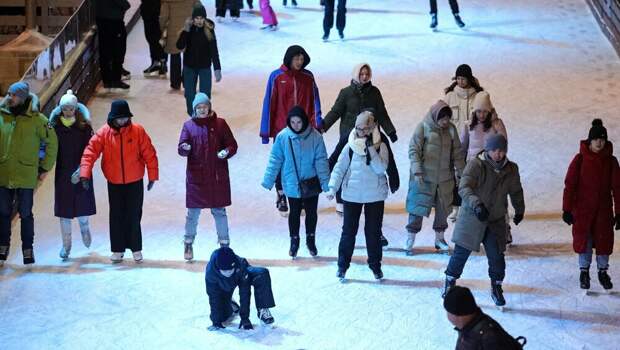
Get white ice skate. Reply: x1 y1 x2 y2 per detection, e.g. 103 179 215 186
60 229 71 261
110 252 124 263
336 203 343 216
404 232 416 256
81 228 92 248
258 308 275 327
132 251 143 263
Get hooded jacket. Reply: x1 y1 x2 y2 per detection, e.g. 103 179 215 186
205 249 252 323
445 85 478 132
260 45 322 143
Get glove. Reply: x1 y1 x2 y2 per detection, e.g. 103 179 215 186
388 132 398 143
615 215 620 231
180 143 191 151
208 323 225 331
513 213 524 226
147 181 155 191
71 168 81 184
217 149 229 159
239 319 253 330
183 18 192 32
80 177 90 191
214 70 222 82
562 211 573 226
474 204 489 222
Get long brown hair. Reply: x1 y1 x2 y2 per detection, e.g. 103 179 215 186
444 76 484 94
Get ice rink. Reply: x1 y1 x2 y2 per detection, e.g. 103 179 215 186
2 0 620 349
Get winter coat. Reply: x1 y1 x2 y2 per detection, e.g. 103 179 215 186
460 114 508 161
262 126 330 199
322 63 396 140
455 312 525 350
205 250 253 323
159 0 195 54
406 101 465 217
329 130 389 204
178 112 238 208
176 22 221 70
445 86 478 132
50 104 96 218
80 122 159 185
260 46 322 143
452 152 524 253
0 93 58 189
94 0 130 20
563 141 620 255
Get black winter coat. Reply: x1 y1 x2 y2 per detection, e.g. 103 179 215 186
455 312 525 350
95 0 130 20
176 24 221 70
205 251 252 323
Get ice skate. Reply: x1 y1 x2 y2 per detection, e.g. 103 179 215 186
598 269 613 292
60 229 71 260
216 16 224 23
337 268 346 283
405 232 416 256
380 234 389 250
23 248 35 265
289 236 300 259
121 68 131 81
434 231 450 254
132 251 143 263
291 0 297 6
258 308 275 326
143 61 161 77
371 266 383 281
59 246 70 261
453 14 466 28
448 207 459 223
81 228 92 248
218 238 230 247
110 252 124 263
276 193 288 217
0 245 8 266
306 233 318 257
184 242 194 261
157 59 168 78
430 14 438 31
491 281 506 310
335 202 343 216
322 33 329 42
441 275 456 298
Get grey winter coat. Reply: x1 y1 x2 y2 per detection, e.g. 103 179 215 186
406 101 465 216
452 152 525 252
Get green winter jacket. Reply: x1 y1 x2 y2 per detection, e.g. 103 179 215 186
0 94 58 189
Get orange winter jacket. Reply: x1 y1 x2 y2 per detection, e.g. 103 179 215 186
80 122 159 184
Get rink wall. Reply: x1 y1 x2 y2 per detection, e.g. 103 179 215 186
587 0 620 57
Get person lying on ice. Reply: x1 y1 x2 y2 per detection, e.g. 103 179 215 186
205 247 276 330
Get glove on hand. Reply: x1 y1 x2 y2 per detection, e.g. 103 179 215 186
513 213 524 226
562 211 573 226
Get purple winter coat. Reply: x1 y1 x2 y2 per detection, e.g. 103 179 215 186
178 112 238 208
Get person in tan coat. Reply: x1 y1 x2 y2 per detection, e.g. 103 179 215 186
444 64 484 132
160 0 196 89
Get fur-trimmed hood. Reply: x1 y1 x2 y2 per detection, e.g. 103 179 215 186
49 102 91 127
0 92 40 115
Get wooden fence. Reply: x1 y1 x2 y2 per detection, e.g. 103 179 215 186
587 0 620 57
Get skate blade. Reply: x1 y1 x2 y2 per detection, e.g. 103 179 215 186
279 212 289 218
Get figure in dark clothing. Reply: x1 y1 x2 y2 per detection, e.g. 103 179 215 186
140 0 167 76
322 0 347 41
95 0 131 90
429 0 465 30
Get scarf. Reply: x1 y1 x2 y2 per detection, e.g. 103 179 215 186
61 116 76 127
484 151 508 172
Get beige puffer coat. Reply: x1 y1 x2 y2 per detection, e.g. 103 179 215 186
160 0 196 54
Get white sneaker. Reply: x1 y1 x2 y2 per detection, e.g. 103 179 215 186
405 232 416 255
132 251 143 263
110 252 124 263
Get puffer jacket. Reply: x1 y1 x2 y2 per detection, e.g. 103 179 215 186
445 86 478 132
159 0 195 54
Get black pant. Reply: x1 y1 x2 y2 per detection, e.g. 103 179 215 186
429 0 460 14
338 200 384 270
170 53 182 89
445 228 506 281
108 181 144 253
288 196 319 237
216 0 241 17
141 0 166 62
0 188 34 249
96 18 127 85
323 0 347 35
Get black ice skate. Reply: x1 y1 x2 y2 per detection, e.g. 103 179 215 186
0 245 9 266
143 61 161 77
441 276 456 298
258 308 275 326
598 269 613 290
430 14 438 31
380 234 389 250
338 30 344 40
337 268 346 283
184 242 194 261
289 236 300 259
121 68 131 81
23 248 35 265
453 14 466 28
491 281 506 310
580 269 590 290
276 193 288 217
370 266 383 281
306 234 318 257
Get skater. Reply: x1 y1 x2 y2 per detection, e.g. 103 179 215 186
322 0 347 41
141 0 168 77
206 247 276 330
563 119 619 292
322 63 399 246
444 286 527 349
179 93 238 260
95 0 131 90
0 82 58 266
282 0 297 6
49 90 96 260
80 100 159 263
429 0 465 30
260 45 322 217
328 111 389 280
215 0 242 21
259 0 278 30
159 0 195 90
444 64 484 132
262 106 330 258
177 3 222 116
406 100 464 255
443 134 524 308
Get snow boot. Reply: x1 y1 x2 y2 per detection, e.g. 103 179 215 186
276 193 288 217
453 13 465 28
338 30 344 40
370 265 383 280
430 13 438 29
23 248 35 265
598 269 613 290
258 308 275 325
143 61 161 76
110 252 124 263
289 235 300 259
434 231 449 252
306 233 318 257
441 275 456 298
491 280 506 307
184 242 194 261
132 251 143 263
405 232 416 256
580 269 590 289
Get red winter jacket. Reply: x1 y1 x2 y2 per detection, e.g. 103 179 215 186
563 141 620 255
80 122 159 185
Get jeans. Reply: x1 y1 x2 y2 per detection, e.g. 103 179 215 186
185 208 230 244
446 228 506 282
183 66 212 115
323 0 347 35
338 200 384 270
59 217 90 234
429 0 460 14
288 196 319 237
0 188 35 249
579 235 610 270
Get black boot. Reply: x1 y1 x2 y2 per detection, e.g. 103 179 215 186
430 13 438 29
580 269 590 289
453 13 465 28
491 280 506 306
289 236 300 258
306 233 318 257
143 61 161 76
441 275 456 298
598 269 613 290
158 59 168 77
23 248 35 265
370 265 383 280
0 245 8 262
380 234 389 248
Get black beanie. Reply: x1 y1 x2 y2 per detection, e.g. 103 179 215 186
287 105 309 134
588 118 607 142
443 286 479 316
454 64 473 81
192 4 207 18
215 247 236 271
107 99 133 122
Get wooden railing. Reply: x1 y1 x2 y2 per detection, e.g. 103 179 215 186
587 0 620 57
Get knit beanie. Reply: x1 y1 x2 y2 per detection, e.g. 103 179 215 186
454 64 473 81
59 89 78 108
287 105 309 134
355 110 375 128
443 286 479 316
192 4 207 18
588 118 607 141
473 91 493 112
192 92 211 112
485 133 508 152
107 99 133 122
8 81 30 101
215 247 236 270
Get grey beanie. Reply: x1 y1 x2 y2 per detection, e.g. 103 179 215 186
485 134 507 152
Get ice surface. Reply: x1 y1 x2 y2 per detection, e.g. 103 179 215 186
1 0 620 349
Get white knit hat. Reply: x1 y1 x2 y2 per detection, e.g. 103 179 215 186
59 89 78 108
